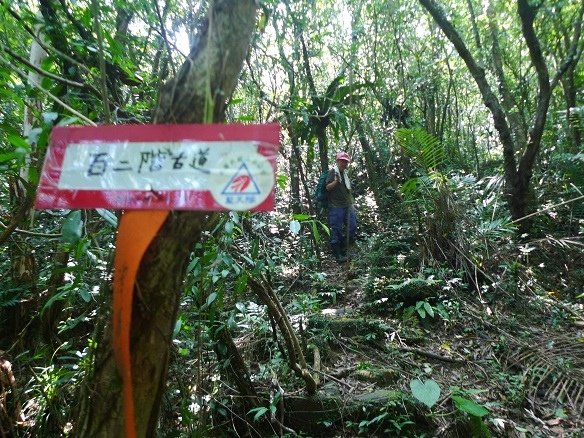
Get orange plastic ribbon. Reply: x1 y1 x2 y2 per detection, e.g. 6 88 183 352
113 210 169 438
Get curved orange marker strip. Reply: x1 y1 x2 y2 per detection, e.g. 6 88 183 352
113 210 169 438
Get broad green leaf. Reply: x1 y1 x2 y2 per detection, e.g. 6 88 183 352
292 213 311 221
234 273 249 295
7 134 29 152
424 301 434 318
235 302 246 314
227 313 237 330
206 292 218 307
0 152 18 163
410 378 440 408
173 318 182 337
78 288 91 303
42 288 69 314
249 406 269 422
276 174 288 190
62 210 83 246
451 395 489 417
311 221 321 242
235 115 255 122
289 220 301 235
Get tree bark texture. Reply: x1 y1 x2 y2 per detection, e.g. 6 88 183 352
418 0 578 226
76 1 258 436
356 122 384 212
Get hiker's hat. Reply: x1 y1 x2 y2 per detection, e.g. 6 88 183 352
336 151 350 162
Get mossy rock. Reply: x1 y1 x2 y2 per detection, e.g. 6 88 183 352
283 390 431 435
353 368 400 385
308 315 393 339
222 390 433 436
365 277 438 306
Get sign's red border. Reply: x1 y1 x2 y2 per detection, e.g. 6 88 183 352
34 123 280 211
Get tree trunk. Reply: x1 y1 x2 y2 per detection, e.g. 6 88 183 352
561 67 582 152
356 122 384 211
316 124 329 174
418 0 580 226
287 127 302 215
76 2 258 436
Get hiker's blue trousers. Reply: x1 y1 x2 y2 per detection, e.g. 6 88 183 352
328 206 356 245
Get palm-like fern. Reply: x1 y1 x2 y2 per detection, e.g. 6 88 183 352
396 127 445 172
501 331 584 418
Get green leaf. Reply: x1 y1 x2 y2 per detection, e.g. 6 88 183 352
173 318 182 337
423 301 434 318
289 220 301 235
257 10 268 32
292 213 311 221
206 292 217 307
410 378 440 408
451 395 489 417
469 415 491 437
227 313 237 330
61 210 83 247
235 114 255 122
276 174 288 190
78 288 91 303
225 220 234 235
0 152 18 163
42 288 69 315
234 273 249 295
7 134 29 152
235 302 246 314
249 406 269 422
311 221 321 243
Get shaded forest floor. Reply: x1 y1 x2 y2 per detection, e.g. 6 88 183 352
263 237 584 437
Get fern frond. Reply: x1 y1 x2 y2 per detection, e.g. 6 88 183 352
0 288 23 308
396 127 445 171
502 334 584 418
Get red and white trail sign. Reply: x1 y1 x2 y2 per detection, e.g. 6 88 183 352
34 123 280 211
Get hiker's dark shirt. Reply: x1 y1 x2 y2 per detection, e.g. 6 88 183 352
326 169 353 208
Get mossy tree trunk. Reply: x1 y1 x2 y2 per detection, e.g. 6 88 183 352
76 2 258 436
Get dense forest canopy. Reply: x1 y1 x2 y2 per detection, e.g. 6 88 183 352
0 0 583 436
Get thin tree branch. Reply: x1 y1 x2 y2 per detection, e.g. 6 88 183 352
509 194 584 224
550 1 584 89
0 43 98 93
418 0 518 184
153 0 178 76
516 0 551 178
0 54 96 125
91 0 112 122
0 220 61 238
1 1 93 76
58 0 94 41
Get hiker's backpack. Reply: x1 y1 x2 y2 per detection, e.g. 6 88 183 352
314 170 330 210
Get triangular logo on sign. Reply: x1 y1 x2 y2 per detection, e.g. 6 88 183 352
221 163 261 195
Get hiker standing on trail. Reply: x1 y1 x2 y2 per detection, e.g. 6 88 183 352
326 151 356 263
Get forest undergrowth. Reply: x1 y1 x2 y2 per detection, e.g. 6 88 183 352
1 172 583 438
158 175 584 438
